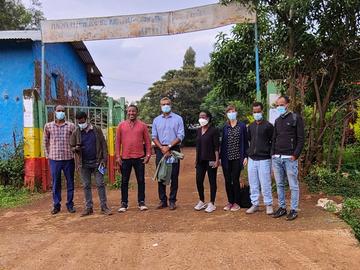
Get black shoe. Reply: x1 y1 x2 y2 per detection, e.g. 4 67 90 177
156 202 168 209
169 202 177 211
80 208 93 217
101 207 113 216
272 207 287 218
67 206 76 213
51 208 60 215
286 210 298 221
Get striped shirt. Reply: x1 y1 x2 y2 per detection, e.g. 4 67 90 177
44 121 75 160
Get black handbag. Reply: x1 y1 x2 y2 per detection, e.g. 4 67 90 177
239 185 252 208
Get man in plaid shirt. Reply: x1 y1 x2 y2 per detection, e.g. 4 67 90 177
44 105 76 215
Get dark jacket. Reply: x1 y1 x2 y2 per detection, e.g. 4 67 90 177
196 126 220 164
70 124 108 167
271 112 304 158
220 121 248 169
248 120 274 160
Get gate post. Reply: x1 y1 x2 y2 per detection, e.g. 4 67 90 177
107 97 116 184
107 97 125 184
23 89 50 191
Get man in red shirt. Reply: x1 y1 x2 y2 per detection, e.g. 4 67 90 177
115 105 152 212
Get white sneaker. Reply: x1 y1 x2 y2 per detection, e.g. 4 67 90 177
266 205 274 215
246 205 259 214
223 203 232 211
230 203 241 212
194 201 207 211
117 204 128 213
205 202 216 213
139 205 148 211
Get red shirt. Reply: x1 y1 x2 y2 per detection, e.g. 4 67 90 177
115 119 151 159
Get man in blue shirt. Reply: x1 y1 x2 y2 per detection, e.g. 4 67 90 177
152 97 185 210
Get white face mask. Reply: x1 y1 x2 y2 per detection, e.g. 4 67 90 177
198 118 209 127
78 122 88 130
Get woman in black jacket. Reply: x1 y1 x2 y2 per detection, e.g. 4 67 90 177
194 111 220 213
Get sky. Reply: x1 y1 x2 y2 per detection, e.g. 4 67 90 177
26 0 233 102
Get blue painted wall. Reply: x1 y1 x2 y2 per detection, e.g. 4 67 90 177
33 41 88 106
0 40 89 147
0 40 34 147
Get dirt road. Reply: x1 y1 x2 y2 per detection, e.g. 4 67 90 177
0 148 359 269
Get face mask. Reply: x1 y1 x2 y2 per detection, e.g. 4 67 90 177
78 122 88 130
277 106 287 115
253 112 263 121
55 111 65 120
227 112 237 121
161 105 171 113
198 118 209 127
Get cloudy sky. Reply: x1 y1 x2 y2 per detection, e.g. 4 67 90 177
27 0 233 102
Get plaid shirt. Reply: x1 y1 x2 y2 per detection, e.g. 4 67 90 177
44 121 76 160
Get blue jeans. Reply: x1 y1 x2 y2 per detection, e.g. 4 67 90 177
49 159 75 210
272 157 299 210
247 158 273 206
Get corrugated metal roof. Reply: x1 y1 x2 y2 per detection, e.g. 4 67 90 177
0 30 41 40
0 30 104 86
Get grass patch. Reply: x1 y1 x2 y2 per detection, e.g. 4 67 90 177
0 185 32 208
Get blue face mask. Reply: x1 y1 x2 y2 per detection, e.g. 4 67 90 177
277 106 287 115
161 105 171 113
253 112 263 121
227 112 237 121
55 111 65 120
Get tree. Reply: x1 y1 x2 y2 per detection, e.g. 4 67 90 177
183 46 196 68
0 0 44 30
216 0 360 173
138 48 212 144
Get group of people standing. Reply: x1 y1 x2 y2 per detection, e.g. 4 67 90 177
44 95 304 221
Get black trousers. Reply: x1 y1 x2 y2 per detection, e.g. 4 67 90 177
222 159 242 204
121 158 145 205
155 147 180 204
196 160 217 203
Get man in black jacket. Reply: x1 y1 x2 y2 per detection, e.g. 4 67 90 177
246 102 274 215
271 96 304 221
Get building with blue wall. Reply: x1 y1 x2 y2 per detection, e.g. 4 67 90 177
0 30 104 148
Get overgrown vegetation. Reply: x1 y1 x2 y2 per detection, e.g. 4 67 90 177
341 198 360 241
0 185 31 208
0 143 24 188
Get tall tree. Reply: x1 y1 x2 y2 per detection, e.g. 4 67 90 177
138 48 212 144
216 0 360 172
183 46 196 68
0 0 44 30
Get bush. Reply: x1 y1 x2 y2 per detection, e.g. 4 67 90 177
0 143 24 188
341 198 360 241
305 165 360 198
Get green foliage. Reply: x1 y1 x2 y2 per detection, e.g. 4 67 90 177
208 24 257 105
0 185 31 208
0 0 44 30
353 100 360 142
341 198 360 241
0 143 24 188
110 175 122 190
89 87 109 107
138 48 212 145
305 165 360 198
183 46 196 68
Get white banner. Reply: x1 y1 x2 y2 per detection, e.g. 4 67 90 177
41 3 255 43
